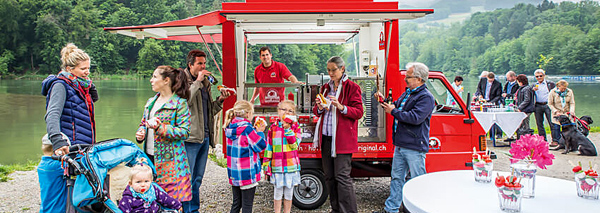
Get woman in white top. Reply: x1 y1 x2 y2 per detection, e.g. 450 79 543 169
446 76 464 106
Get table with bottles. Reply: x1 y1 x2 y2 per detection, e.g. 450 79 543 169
470 97 526 147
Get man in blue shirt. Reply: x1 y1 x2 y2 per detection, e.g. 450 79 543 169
503 71 518 100
532 69 558 143
373 62 435 213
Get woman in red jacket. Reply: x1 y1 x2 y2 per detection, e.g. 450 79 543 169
312 56 364 213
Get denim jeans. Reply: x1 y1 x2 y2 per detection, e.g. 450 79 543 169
384 147 427 213
182 138 210 213
551 123 561 142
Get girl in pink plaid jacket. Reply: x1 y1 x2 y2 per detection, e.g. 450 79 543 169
263 100 302 213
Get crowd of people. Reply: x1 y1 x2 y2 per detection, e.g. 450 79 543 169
40 43 428 213
40 42 579 213
458 69 576 148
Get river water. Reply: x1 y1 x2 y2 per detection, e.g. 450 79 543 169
0 77 598 164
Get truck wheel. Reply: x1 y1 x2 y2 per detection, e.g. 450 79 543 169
293 169 328 210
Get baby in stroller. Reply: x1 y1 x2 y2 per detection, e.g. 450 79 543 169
118 158 182 213
40 138 179 213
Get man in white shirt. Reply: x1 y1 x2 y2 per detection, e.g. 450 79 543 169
532 69 558 143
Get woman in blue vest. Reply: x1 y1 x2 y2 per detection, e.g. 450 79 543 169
38 43 97 212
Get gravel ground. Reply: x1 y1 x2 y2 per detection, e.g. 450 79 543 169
2 133 599 213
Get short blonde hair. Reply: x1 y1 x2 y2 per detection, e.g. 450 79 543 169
223 100 255 128
60 43 90 71
42 144 53 156
278 100 297 114
556 80 569 87
129 158 153 181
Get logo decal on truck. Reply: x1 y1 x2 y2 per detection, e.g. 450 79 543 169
429 137 441 151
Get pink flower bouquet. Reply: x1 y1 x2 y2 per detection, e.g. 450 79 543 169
508 134 555 169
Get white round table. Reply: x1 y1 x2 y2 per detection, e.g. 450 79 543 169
403 170 600 213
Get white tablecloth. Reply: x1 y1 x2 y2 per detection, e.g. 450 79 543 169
403 170 600 213
472 111 527 138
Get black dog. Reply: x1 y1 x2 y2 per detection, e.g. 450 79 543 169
578 115 593 136
551 115 593 151
556 115 597 156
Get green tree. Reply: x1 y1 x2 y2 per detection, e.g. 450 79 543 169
0 50 15 76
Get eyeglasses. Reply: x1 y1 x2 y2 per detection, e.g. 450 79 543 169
327 68 340 72
278 108 295 114
535 75 543 78
405 76 419 79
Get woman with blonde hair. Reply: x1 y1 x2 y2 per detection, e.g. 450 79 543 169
38 43 96 212
548 80 575 148
135 65 192 202
263 100 302 213
223 100 267 213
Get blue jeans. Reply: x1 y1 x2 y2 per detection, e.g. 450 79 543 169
384 147 426 213
182 138 210 213
38 156 67 213
551 123 561 142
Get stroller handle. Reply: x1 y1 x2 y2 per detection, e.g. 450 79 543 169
51 144 93 174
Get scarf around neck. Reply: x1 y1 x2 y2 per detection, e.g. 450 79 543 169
129 184 157 204
556 88 569 108
58 71 92 90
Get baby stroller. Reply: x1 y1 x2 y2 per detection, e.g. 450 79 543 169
54 138 155 213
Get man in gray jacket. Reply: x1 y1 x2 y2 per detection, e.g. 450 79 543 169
182 49 232 213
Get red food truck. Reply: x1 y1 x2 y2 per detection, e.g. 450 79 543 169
105 0 489 209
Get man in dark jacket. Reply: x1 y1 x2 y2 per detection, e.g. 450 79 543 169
515 74 536 139
182 49 232 213
374 62 435 213
532 69 558 143
480 72 503 138
478 72 503 104
474 71 489 97
502 71 519 100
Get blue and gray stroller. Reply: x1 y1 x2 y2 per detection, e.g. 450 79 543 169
54 138 155 213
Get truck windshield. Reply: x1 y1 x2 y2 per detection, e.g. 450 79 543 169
426 78 464 114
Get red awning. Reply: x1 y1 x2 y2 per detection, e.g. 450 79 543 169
103 11 225 43
103 0 433 44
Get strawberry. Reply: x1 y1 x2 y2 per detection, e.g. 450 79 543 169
485 159 492 163
507 175 518 183
472 153 479 159
589 172 599 177
505 182 514 188
573 166 582 173
495 176 505 187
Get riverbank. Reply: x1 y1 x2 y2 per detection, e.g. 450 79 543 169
1 133 599 212
3 73 144 81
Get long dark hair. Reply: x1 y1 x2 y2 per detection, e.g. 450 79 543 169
156 65 190 99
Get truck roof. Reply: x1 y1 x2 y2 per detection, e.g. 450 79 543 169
103 0 433 44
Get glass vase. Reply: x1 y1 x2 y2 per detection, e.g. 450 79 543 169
497 186 522 212
473 160 493 183
575 173 600 199
510 160 537 198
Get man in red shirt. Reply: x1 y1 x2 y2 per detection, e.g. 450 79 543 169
251 46 302 105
